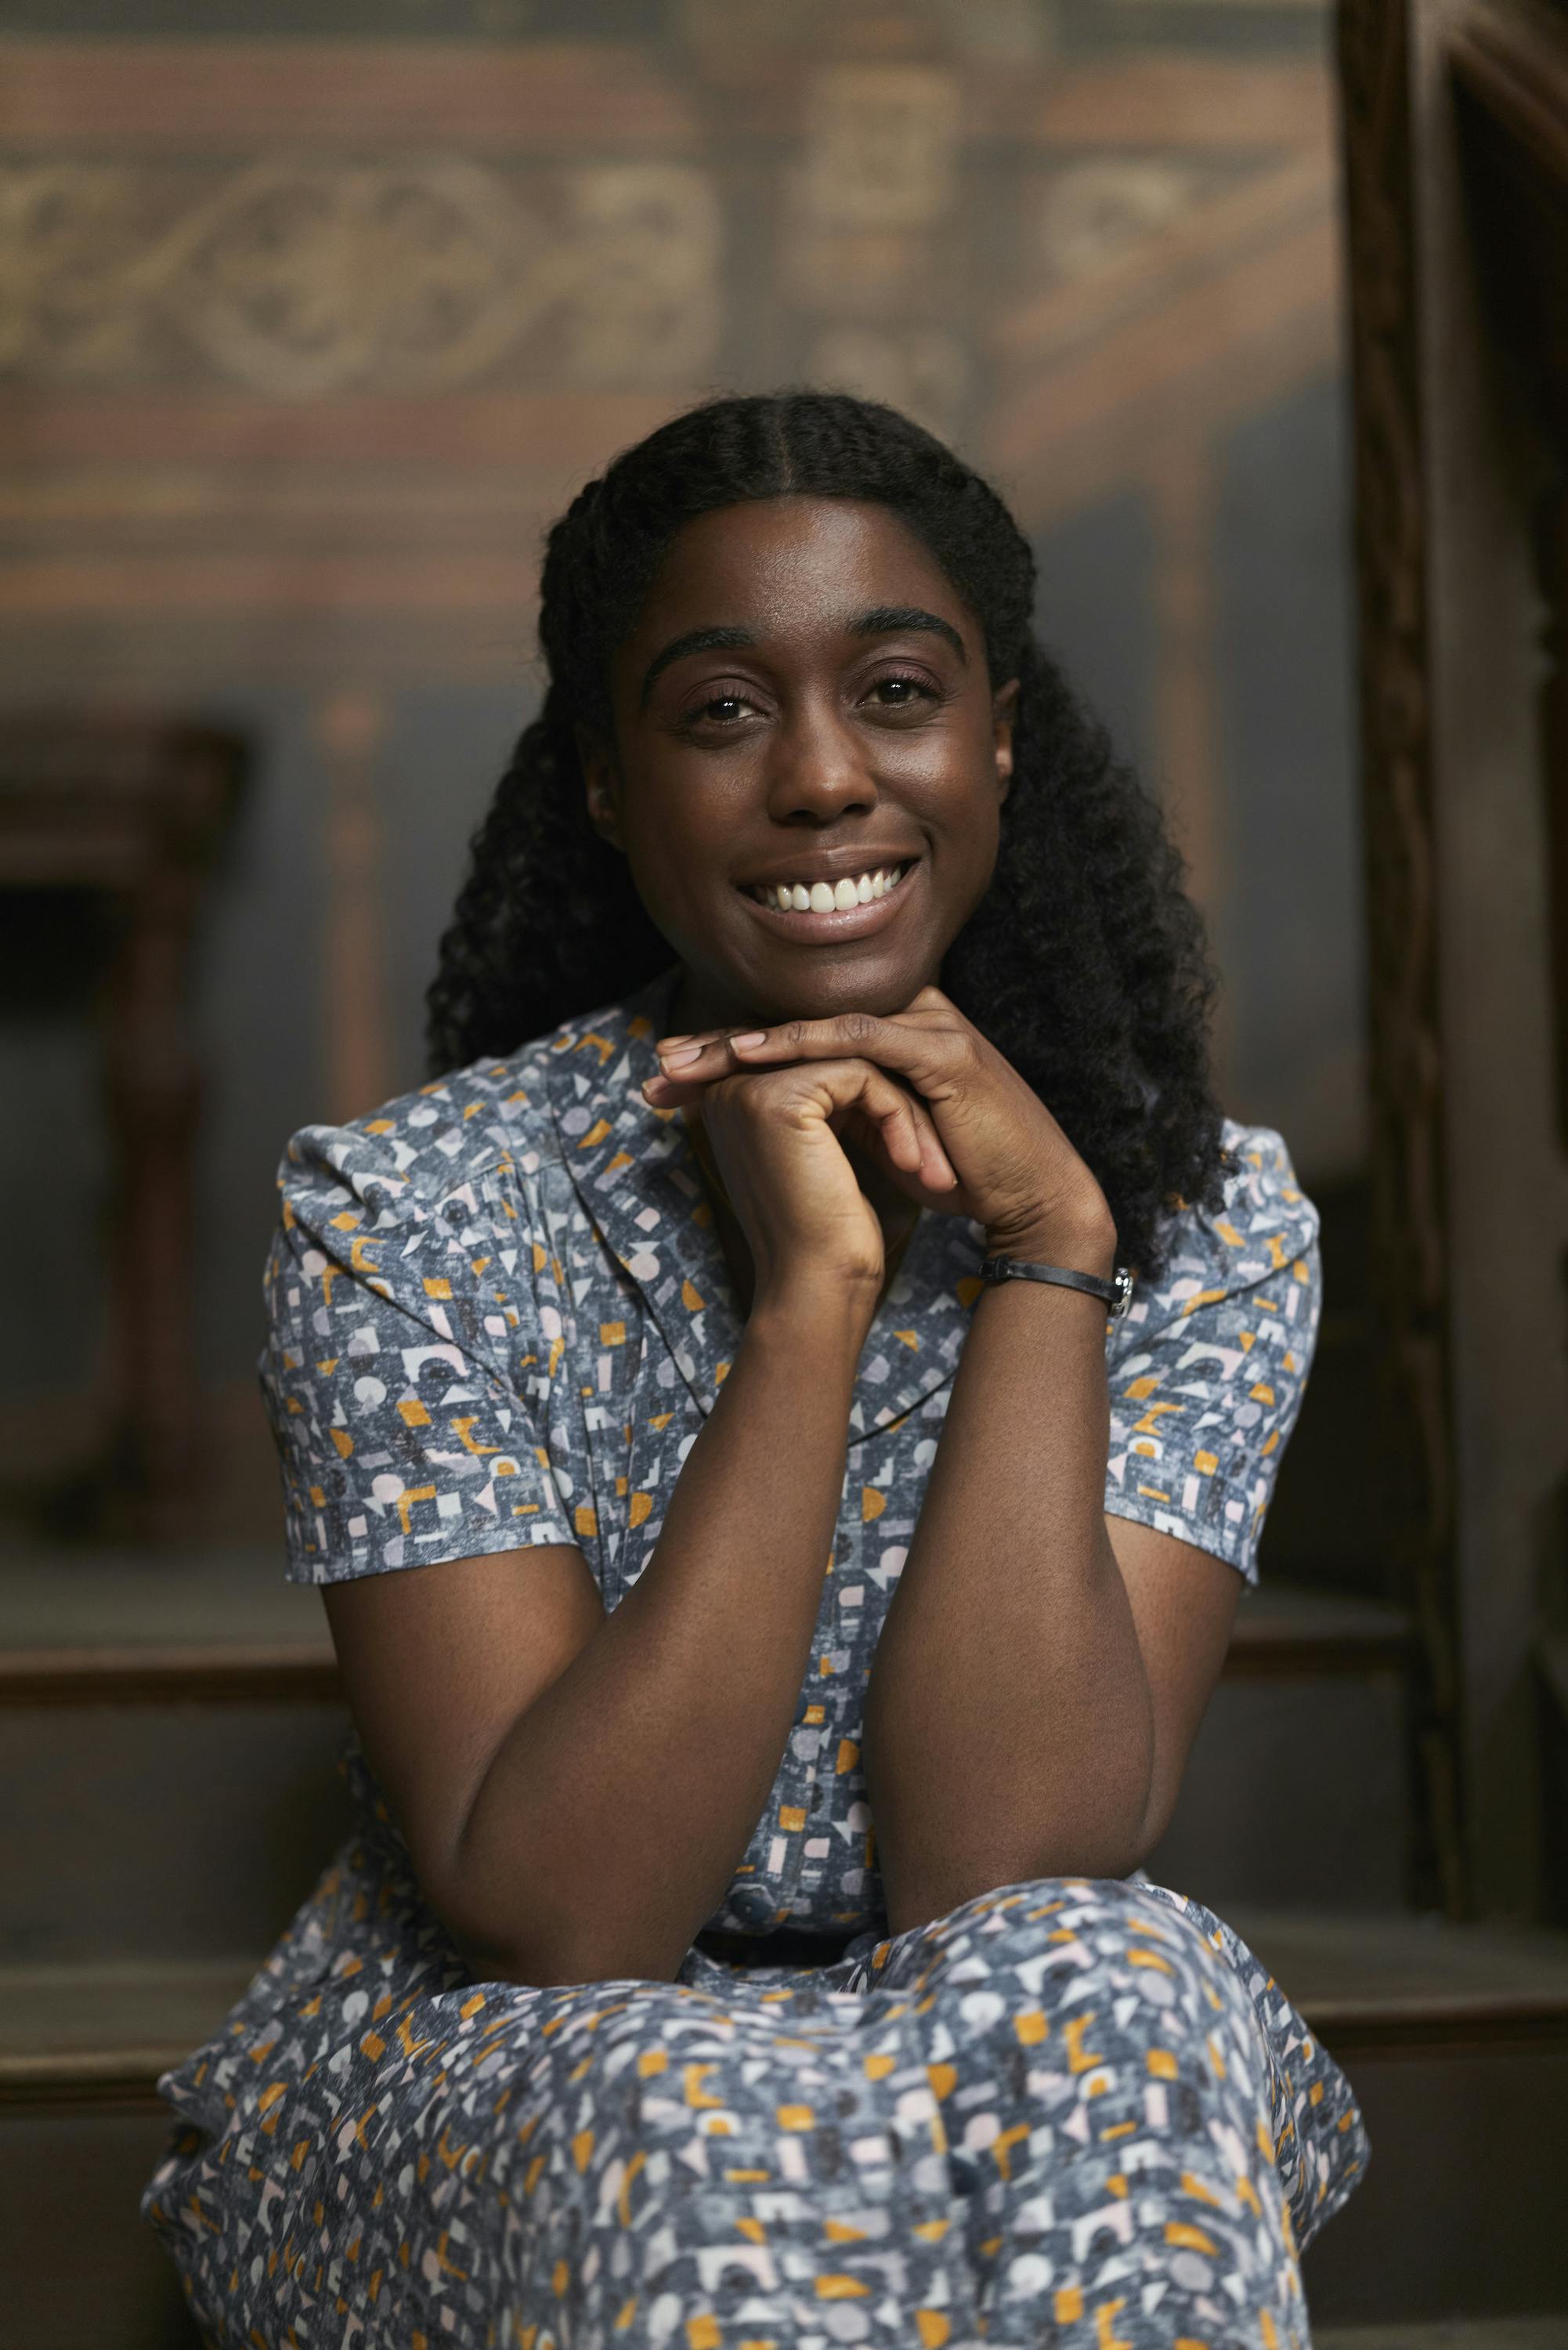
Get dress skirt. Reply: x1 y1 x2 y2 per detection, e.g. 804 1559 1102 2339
142 1788 1367 2350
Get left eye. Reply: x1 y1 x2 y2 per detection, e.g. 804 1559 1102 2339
869 678 927 705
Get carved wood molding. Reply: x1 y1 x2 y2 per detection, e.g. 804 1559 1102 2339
1451 1 1568 1156
1451 0 1568 190
1337 0 1469 1914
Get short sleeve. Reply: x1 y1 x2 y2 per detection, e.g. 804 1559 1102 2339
259 1120 577 1583
1103 1124 1321 1584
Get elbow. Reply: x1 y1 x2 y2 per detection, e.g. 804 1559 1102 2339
1086 1759 1165 1883
425 1864 681 1990
1017 1751 1165 1890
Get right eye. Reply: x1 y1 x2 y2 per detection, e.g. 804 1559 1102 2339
683 689 762 730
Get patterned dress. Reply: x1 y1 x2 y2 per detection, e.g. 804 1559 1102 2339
143 967 1367 2348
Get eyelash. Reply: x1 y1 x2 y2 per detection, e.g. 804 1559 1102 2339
682 668 944 728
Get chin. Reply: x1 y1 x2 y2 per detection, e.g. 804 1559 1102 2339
743 952 937 1025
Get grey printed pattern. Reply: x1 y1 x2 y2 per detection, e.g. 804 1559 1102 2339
143 968 1364 2343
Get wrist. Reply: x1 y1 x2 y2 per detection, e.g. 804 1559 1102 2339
983 1199 1118 1282
746 1270 880 1354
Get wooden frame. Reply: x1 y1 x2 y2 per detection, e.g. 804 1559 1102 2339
1338 0 1568 1917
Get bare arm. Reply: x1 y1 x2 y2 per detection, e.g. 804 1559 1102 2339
326 1288 869 1987
862 1264 1240 1933
322 1054 952 1988
645 997 1245 1939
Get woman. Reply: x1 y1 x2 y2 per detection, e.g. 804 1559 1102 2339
144 391 1365 2348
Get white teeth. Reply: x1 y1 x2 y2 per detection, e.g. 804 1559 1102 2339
754 862 908 910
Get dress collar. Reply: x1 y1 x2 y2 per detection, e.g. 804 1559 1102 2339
542 971 986 1444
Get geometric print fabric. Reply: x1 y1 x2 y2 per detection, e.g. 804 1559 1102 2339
143 969 1364 2342
145 1762 1366 2346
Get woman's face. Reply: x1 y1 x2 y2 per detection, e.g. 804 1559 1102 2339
583 496 1016 1031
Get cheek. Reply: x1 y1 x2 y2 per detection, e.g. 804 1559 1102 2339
617 786 725 939
949 801 1001 916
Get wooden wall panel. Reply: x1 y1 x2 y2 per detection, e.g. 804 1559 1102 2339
0 6 1365 1530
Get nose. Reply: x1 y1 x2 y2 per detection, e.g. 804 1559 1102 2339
764 696 877 826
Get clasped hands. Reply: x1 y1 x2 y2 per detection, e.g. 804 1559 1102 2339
640 985 1115 1295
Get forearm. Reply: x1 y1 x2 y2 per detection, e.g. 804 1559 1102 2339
863 1275 1154 1934
439 1284 871 1986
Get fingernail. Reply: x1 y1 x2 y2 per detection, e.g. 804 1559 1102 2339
656 1033 691 1047
659 1042 703 1068
729 1032 767 1050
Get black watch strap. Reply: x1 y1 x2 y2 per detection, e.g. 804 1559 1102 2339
980 1255 1134 1319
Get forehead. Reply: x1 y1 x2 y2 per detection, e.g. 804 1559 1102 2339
627 496 974 650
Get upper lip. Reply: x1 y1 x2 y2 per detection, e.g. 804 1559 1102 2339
739 848 920 891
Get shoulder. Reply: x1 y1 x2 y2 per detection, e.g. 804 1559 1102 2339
279 981 674 1217
1104 1123 1321 1578
275 1031 576 1230
1119 1119 1320 1336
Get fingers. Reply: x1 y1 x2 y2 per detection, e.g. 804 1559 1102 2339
847 1063 956 1190
649 1054 956 1191
652 1005 977 1101
649 1025 740 1069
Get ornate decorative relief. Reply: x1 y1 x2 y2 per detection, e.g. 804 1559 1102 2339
800 67 961 231
786 63 967 436
1035 158 1239 284
0 158 720 396
807 324 968 436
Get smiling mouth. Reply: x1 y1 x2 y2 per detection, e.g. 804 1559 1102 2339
743 860 915 915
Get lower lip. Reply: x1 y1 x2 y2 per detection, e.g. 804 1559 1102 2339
738 866 919 946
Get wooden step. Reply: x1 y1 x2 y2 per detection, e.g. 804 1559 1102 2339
1225 1582 1411 1679
6 1915 1566 2112
0 1696 354 1963
0 1582 1420 1964
1227 1911 1568 2059
0 1642 339 1705
0 1958 254 2111
1317 2326 1568 2348
0 1575 1414 1706
6 1922 1568 2336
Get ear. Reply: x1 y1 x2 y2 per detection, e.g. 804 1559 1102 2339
576 724 626 851
992 678 1020 805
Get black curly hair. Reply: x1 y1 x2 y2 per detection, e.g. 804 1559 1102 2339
427 390 1227 1274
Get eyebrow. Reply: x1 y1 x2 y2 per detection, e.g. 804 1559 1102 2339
638 605 969 707
639 625 757 707
851 606 968 663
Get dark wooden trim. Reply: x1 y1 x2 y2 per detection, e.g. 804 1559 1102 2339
0 42 699 150
1336 0 1469 1915
1451 2 1568 1155
1223 1616 1413 1679
9 1987 1566 2113
0 391 683 469
1451 0 1568 187
0 1605 1410 1708
0 1645 343 1706
0 2052 184 2113
1310 1990 1568 2059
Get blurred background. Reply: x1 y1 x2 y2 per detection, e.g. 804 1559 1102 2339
11 2 1568 2344
0 0 1366 1564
